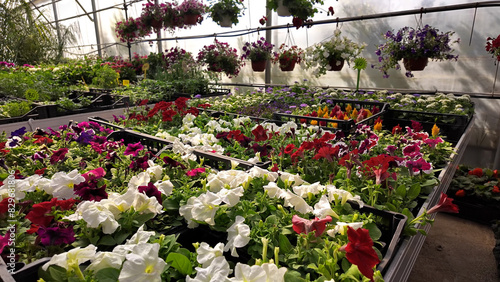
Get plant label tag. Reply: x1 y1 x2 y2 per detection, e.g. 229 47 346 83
123 80 130 87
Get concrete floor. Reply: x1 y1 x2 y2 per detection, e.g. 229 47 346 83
408 213 499 282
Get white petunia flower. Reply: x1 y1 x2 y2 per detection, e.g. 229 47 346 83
263 182 285 198
146 160 163 181
47 169 85 199
292 182 325 198
326 185 364 207
197 242 225 267
154 180 174 196
313 195 339 219
66 201 120 234
247 166 278 182
179 197 198 228
261 263 287 282
128 172 151 190
229 263 266 282
126 224 155 245
217 187 244 207
279 172 305 187
186 256 231 282
119 243 167 282
281 190 314 214
87 251 125 272
42 245 97 271
224 216 250 257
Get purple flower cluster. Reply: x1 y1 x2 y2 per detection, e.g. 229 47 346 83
241 37 275 61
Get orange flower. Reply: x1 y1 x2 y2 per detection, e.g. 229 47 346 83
345 104 352 114
493 186 500 193
350 108 358 119
374 121 382 131
455 189 466 197
432 124 440 138
311 120 318 125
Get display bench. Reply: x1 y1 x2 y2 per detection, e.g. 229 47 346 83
383 115 474 282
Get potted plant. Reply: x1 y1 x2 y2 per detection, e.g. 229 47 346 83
208 0 245 28
241 37 275 72
373 24 459 78
266 0 323 27
161 2 178 30
115 17 149 43
139 2 164 34
486 34 500 62
272 43 304 71
176 0 208 27
197 40 243 77
304 30 366 77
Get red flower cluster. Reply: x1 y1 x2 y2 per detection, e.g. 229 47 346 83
486 35 500 61
468 168 484 177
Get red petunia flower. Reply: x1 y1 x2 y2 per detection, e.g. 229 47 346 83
33 136 54 145
313 146 339 163
138 99 149 106
252 125 268 142
427 193 459 214
0 198 10 214
124 142 144 157
455 189 466 197
138 182 163 204
25 199 58 227
327 6 334 16
175 97 190 110
259 16 267 26
162 109 178 122
343 227 380 281
411 120 423 132
468 168 483 177
284 144 296 155
292 215 332 237
391 125 403 135
35 168 47 175
270 163 279 172
50 148 69 165
493 186 500 193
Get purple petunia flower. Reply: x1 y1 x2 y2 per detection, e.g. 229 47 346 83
38 226 76 246
10 127 27 138
138 182 162 204
76 131 93 145
124 142 144 157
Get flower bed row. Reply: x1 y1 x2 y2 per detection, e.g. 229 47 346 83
0 118 438 281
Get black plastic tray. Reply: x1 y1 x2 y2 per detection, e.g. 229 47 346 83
383 109 472 144
273 99 388 132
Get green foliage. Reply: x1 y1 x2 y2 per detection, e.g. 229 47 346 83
208 0 245 26
0 0 75 64
24 88 39 101
91 65 119 89
0 100 31 117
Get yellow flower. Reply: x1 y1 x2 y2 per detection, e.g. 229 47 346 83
374 122 382 131
323 112 329 118
311 120 318 125
317 107 324 116
432 124 440 137
365 109 373 118
346 104 353 114
351 108 358 119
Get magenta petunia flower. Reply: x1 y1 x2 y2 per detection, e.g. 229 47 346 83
186 167 206 177
292 215 332 237
124 142 144 157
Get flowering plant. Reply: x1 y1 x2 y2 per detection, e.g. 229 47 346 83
486 34 500 62
177 0 207 15
115 17 149 43
304 30 366 77
139 2 165 33
373 25 459 78
241 37 275 61
448 165 500 201
197 40 243 77
208 0 245 27
273 43 304 70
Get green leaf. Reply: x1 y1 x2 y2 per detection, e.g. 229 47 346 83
48 265 68 281
164 199 180 210
279 234 294 253
166 253 193 275
396 184 406 198
114 231 131 245
407 184 421 200
284 270 306 282
95 268 120 282
364 222 382 241
98 235 117 246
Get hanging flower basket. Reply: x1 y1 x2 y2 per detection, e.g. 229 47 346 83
279 59 296 71
219 15 233 27
403 57 429 71
328 58 345 71
251 60 267 72
183 14 200 25
276 0 291 16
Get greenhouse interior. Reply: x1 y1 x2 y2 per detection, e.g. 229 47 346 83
1 0 500 281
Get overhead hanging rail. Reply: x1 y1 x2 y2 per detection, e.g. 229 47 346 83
129 1 500 44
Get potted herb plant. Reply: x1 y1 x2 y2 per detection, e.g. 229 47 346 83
486 34 500 62
176 0 208 27
197 40 243 77
208 0 245 28
241 37 275 72
373 24 459 78
272 43 304 71
304 29 366 77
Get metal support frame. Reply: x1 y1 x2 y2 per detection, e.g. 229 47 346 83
123 0 132 61
90 0 102 57
265 8 272 85
154 0 162 54
51 0 61 45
